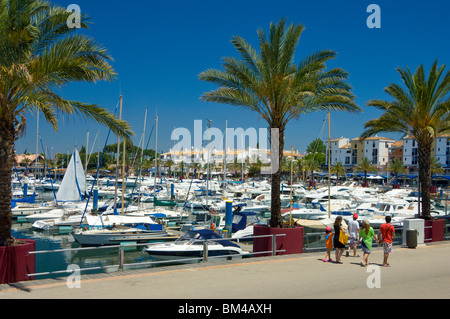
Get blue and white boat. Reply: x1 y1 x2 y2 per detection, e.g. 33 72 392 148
143 229 248 263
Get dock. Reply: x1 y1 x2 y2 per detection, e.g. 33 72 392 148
1 240 449 301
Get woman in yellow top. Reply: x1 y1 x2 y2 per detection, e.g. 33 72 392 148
358 219 378 267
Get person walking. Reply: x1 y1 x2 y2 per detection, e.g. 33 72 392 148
346 213 360 257
358 219 378 267
323 226 333 262
378 215 395 267
333 216 346 263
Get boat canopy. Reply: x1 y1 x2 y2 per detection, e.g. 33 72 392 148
181 229 240 248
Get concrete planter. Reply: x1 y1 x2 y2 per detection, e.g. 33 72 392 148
424 219 444 242
253 225 303 257
0 239 35 284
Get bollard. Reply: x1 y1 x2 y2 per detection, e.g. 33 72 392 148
225 200 233 237
118 246 124 270
202 241 208 262
93 189 98 212
272 235 277 256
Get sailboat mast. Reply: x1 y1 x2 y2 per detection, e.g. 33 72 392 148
223 120 227 186
154 115 158 189
289 145 294 225
121 125 126 216
327 111 331 219
35 112 39 190
113 95 123 213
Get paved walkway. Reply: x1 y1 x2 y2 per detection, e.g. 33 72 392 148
1 241 450 300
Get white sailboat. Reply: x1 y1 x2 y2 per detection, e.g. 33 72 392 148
70 97 170 246
27 148 89 224
56 148 87 202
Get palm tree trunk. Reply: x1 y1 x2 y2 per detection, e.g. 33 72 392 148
270 128 284 228
418 142 432 219
0 118 16 246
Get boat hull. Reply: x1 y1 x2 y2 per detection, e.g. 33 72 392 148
143 243 245 263
72 229 169 246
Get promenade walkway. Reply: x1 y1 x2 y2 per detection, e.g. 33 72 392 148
1 241 449 300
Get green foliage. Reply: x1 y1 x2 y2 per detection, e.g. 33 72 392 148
307 138 326 154
0 0 133 138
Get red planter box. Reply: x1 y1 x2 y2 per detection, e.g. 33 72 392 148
424 219 444 243
253 225 303 257
0 239 36 284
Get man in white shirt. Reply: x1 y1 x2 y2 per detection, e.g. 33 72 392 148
346 213 360 257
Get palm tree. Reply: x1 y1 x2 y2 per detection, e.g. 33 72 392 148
361 61 449 218
331 161 346 184
199 18 360 227
357 157 377 186
0 0 133 246
304 158 321 186
431 157 444 175
165 159 175 176
388 158 406 185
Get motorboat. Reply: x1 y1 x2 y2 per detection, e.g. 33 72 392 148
25 207 82 224
31 213 84 231
12 203 55 218
142 229 248 263
71 214 169 246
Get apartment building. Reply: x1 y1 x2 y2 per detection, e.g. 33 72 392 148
328 136 394 168
161 147 302 166
328 137 350 165
433 134 450 167
388 140 404 162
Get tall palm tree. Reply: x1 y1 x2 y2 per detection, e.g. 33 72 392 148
331 161 346 184
0 0 133 246
356 157 377 186
361 61 449 218
388 158 406 184
199 18 360 227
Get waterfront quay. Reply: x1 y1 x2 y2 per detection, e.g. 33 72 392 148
1 241 449 300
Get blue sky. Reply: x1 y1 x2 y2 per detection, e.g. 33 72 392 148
15 0 450 158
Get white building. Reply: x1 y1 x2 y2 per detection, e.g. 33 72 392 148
328 137 350 165
328 136 394 168
362 136 394 167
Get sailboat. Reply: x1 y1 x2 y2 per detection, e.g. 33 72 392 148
70 98 171 246
26 148 89 223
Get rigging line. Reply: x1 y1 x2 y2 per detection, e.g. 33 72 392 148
79 99 120 227
318 113 328 142
183 121 211 211
126 121 155 205
86 129 100 170
38 135 57 203
330 113 337 140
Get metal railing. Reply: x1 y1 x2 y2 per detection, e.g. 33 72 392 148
26 233 286 279
25 218 450 279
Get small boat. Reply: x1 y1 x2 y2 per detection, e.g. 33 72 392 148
142 229 248 263
12 203 55 218
71 215 169 246
72 225 169 246
153 196 177 207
